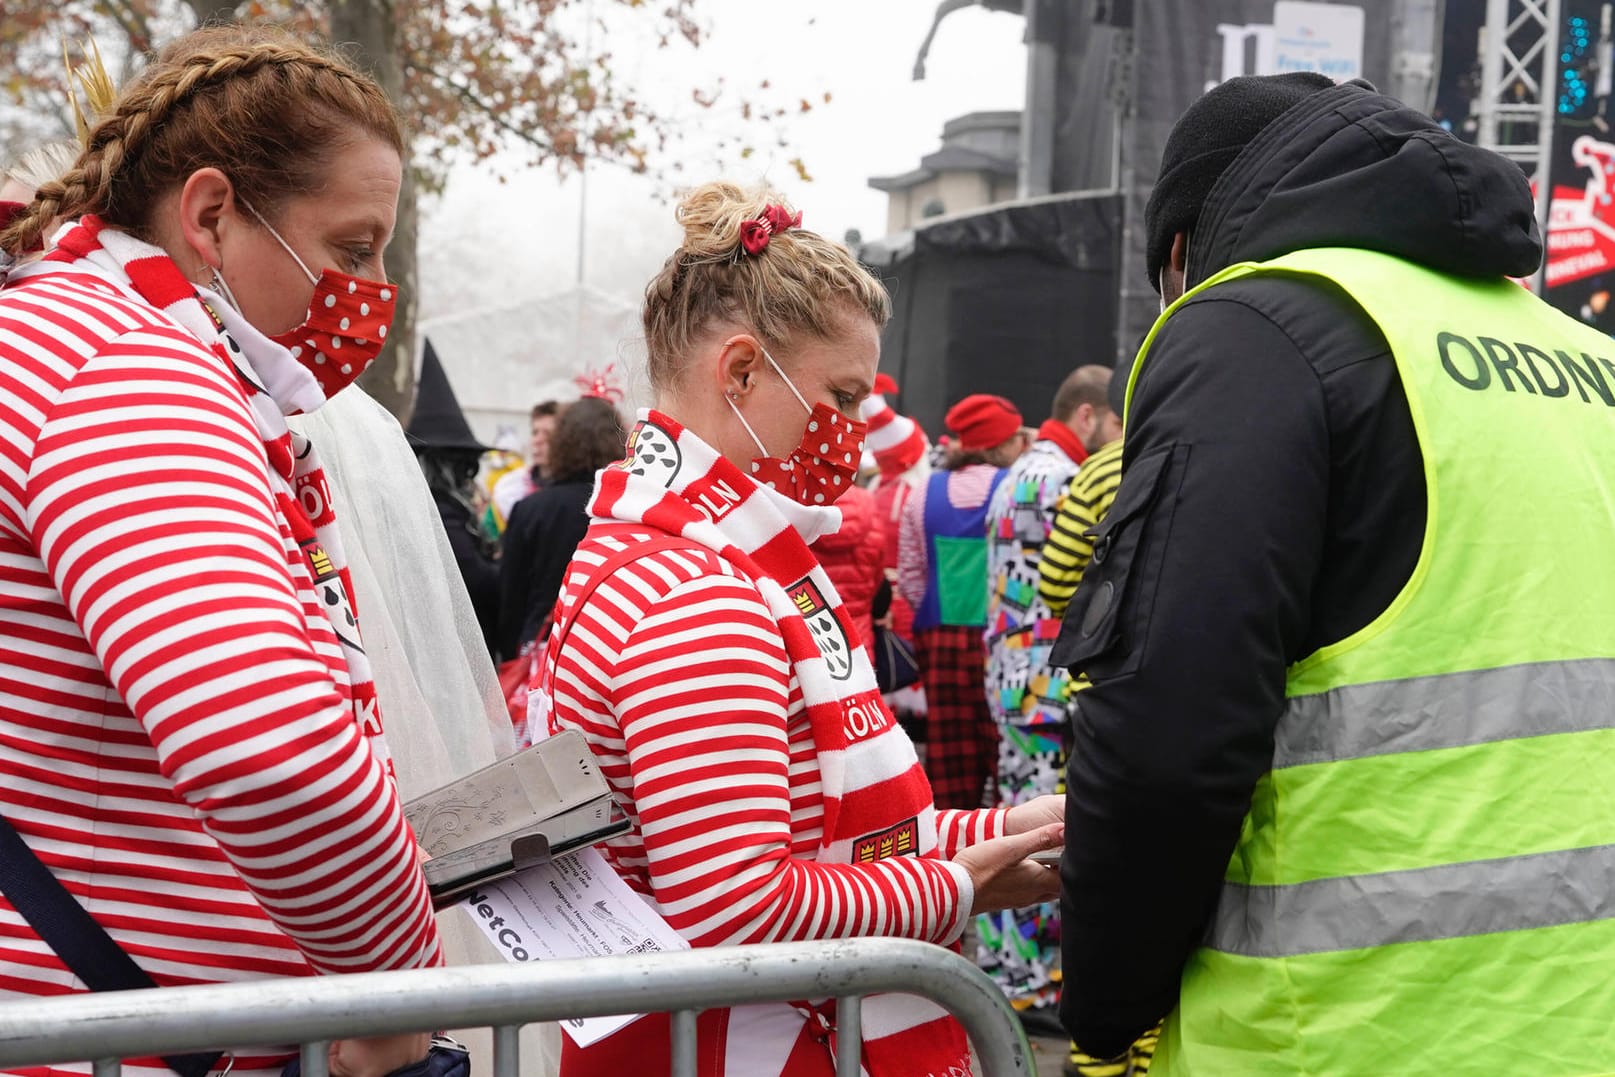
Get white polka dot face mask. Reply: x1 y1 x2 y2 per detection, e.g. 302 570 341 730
726 347 868 508
240 200 398 399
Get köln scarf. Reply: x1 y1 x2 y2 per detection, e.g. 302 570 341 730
23 217 390 771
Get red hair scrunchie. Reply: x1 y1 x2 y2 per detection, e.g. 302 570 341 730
739 203 803 256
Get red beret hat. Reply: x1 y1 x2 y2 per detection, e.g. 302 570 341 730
944 394 1023 453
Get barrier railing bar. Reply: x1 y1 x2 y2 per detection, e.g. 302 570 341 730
836 994 862 1074
91 1058 118 1077
670 1009 698 1077
300 1040 328 1077
0 939 1033 1076
492 1024 519 1077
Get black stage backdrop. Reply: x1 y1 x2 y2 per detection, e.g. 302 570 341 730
871 192 1120 436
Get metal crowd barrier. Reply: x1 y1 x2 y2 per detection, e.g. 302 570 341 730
0 937 1035 1076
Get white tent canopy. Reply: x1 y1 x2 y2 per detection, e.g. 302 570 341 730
418 285 648 449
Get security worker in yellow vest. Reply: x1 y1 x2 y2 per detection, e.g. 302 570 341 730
1052 71 1615 1076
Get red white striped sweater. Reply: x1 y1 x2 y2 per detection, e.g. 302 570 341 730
0 269 441 1074
550 524 1006 950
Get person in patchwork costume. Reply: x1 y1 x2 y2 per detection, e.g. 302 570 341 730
978 365 1120 1017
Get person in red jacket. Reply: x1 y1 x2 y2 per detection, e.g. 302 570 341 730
861 376 930 639
860 378 931 735
810 482 886 657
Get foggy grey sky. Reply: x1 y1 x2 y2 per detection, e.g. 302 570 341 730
417 0 1028 322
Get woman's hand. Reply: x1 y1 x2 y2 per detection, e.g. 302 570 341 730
330 1033 431 1077
1004 794 1064 837
952 822 1064 916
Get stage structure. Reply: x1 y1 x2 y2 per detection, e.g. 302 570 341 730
875 1 1615 426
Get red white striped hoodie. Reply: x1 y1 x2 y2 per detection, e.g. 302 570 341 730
0 225 441 1077
538 412 1007 1077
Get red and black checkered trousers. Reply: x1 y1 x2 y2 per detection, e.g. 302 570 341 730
915 625 998 810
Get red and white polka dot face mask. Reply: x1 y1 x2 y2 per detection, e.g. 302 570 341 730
236 201 397 398
727 348 868 507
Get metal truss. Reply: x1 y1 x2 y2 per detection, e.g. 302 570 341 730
1478 0 1562 289
1477 0 1562 168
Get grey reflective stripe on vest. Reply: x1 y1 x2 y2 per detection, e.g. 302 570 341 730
1210 842 1615 958
1275 658 1615 769
1209 658 1615 960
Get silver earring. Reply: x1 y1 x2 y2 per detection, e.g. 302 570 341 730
209 266 242 313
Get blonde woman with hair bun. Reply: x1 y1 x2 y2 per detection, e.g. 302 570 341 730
535 180 1066 1077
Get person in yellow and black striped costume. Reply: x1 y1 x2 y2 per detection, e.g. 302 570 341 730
1038 437 1125 622
1036 375 1161 1076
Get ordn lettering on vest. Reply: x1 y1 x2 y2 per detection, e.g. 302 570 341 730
1438 332 1615 405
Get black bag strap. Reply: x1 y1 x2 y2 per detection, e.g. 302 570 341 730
0 811 223 1077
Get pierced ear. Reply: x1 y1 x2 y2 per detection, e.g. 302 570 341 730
716 334 764 398
176 167 239 275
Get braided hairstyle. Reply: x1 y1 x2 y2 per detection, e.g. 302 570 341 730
0 25 402 257
642 181 891 392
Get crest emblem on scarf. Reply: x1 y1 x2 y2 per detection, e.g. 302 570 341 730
788 576 853 681
854 817 919 863
618 420 680 487
299 537 363 655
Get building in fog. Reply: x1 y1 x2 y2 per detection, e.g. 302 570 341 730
868 111 1023 234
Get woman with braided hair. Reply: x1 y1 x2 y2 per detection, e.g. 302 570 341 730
0 25 442 1077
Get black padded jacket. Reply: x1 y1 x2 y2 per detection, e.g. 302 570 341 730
1053 80 1541 1057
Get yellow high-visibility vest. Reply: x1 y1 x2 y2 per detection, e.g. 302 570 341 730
1129 248 1615 1076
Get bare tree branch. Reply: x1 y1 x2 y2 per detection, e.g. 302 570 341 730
407 59 588 167
95 0 154 51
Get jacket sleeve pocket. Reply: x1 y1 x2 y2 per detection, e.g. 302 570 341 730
1048 443 1185 679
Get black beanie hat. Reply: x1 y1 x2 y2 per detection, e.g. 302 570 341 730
1145 72 1336 292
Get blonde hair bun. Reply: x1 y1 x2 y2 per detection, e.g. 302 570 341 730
643 180 890 391
675 181 797 262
